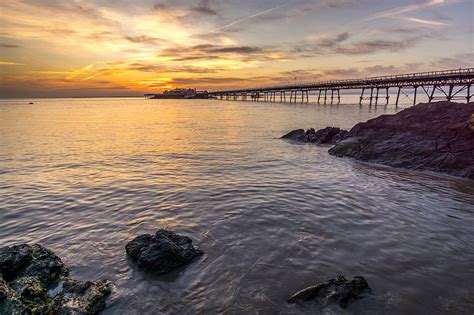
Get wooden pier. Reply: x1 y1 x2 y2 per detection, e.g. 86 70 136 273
210 68 474 106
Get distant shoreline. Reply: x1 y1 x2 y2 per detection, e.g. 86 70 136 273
0 95 144 100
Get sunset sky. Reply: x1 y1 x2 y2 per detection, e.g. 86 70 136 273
0 0 473 98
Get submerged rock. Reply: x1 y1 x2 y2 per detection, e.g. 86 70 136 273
329 102 474 179
54 279 112 315
281 129 307 141
0 244 111 315
288 275 371 308
126 229 203 274
282 127 348 144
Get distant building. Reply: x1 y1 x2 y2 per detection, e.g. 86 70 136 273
145 88 211 99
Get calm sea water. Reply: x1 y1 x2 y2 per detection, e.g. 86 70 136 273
1 98 473 314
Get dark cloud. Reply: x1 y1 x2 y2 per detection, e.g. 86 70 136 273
159 43 287 62
124 35 167 45
0 43 21 48
294 33 420 56
430 53 474 69
128 62 220 74
320 32 350 48
334 37 418 55
172 77 250 85
192 0 219 16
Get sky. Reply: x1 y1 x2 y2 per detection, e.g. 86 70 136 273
0 0 473 98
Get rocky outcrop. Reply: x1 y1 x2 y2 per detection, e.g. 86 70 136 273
0 244 111 315
282 127 348 144
126 229 203 274
288 275 371 308
329 102 474 179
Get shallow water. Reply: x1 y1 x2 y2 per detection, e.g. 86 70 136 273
1 98 473 314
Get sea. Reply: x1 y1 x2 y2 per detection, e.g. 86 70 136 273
1 97 473 314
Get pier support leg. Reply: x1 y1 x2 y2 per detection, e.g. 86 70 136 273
467 84 471 103
447 84 454 101
369 88 374 106
359 88 365 105
375 88 380 106
413 86 418 106
324 90 328 104
396 87 401 107
337 89 341 104
318 90 322 104
429 85 437 102
331 90 334 104
385 88 389 105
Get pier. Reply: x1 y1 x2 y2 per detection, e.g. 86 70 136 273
210 68 474 106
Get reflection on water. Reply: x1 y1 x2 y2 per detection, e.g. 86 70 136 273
1 98 473 314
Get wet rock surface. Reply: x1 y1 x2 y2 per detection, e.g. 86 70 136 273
0 244 111 315
329 102 474 179
54 279 112 315
282 127 348 144
126 229 203 274
288 275 371 308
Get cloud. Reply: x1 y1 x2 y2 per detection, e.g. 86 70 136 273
192 0 219 16
430 53 474 68
128 62 220 74
159 43 288 63
319 32 350 48
0 61 25 65
208 4 289 32
396 16 450 26
294 33 420 57
0 43 21 48
334 38 419 55
367 0 446 20
124 35 168 44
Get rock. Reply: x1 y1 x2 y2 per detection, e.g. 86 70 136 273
281 129 306 141
126 229 203 274
0 244 111 315
329 102 474 179
53 279 112 315
288 275 371 308
307 127 349 144
282 127 348 144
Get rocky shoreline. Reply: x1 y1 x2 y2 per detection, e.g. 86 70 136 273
0 244 111 314
1 230 372 313
283 102 474 180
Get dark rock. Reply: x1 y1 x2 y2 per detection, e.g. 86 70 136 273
126 229 203 274
53 279 112 315
329 102 474 179
288 275 371 308
307 127 349 144
281 129 306 141
0 244 111 315
282 127 348 144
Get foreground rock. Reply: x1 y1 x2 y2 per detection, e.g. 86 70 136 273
0 244 111 314
282 127 348 144
126 229 203 274
329 102 474 179
288 275 371 308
